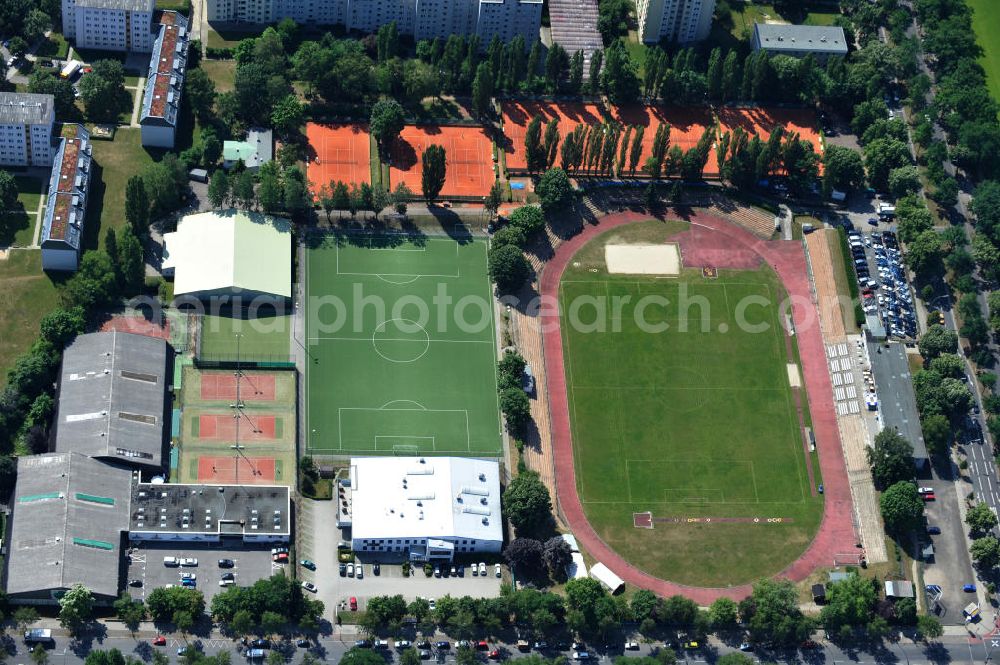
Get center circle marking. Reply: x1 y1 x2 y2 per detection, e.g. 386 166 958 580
372 318 431 363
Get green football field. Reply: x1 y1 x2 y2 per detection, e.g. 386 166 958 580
305 233 502 456
560 221 823 587
969 0 1000 109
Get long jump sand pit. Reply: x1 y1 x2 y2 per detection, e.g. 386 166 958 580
604 244 680 275
306 123 371 194
389 124 494 198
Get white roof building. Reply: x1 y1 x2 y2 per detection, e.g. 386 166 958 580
345 456 502 562
162 209 291 303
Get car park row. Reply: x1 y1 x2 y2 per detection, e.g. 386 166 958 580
847 228 917 339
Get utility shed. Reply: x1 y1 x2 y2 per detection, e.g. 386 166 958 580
885 580 915 598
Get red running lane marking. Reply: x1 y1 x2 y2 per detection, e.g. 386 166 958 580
539 210 856 602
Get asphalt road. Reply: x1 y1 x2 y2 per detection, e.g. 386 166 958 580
19 630 1000 665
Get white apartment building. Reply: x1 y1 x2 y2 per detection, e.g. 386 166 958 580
0 93 55 168
62 0 155 52
206 0 540 45
341 456 503 562
637 0 715 44
752 23 848 63
140 11 189 148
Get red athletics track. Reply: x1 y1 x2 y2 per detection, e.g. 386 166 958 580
200 373 276 401
539 209 856 603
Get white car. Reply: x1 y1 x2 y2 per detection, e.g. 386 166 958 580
478 562 487 576
302 581 318 593
356 564 364 579
180 558 198 567
918 486 934 495
219 579 236 587
347 563 354 577
397 641 412 650
181 573 196 580
494 563 501 578
428 599 436 611
625 642 639 650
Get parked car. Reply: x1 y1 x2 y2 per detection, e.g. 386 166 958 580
964 584 977 592
419 651 432 660
682 641 699 650
572 652 591 660
373 562 380 576
218 559 234 568
495 563 502 578
347 563 354 577
374 640 389 649
128 579 143 587
153 636 166 646
435 641 450 650
625 642 639 650
434 566 441 578
250 640 270 649
296 640 310 648
179 558 198 567
356 564 364 579
300 559 316 571
339 563 347 576
302 581 318 593
350 597 358 611
355 640 372 649
397 641 412 649
479 562 487 576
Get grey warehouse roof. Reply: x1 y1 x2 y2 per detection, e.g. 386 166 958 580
753 23 848 54
0 92 54 125
130 483 290 538
55 331 169 469
73 0 154 10
7 453 131 600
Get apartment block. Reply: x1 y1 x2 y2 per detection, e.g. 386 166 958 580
40 124 92 272
0 93 55 168
62 0 155 52
206 0 540 45
140 11 189 148
752 23 848 63
637 0 715 44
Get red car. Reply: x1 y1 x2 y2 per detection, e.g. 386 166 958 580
921 492 936 501
350 597 358 611
488 650 501 660
477 641 489 650
152 636 167 646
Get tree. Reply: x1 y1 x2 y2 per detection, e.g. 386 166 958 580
503 472 552 534
888 165 921 199
864 138 912 189
822 144 866 193
14 606 39 633
497 349 527 391
370 99 406 155
879 481 924 533
867 428 914 489
39 306 85 347
499 387 531 434
471 62 493 119
27 71 75 118
208 170 230 208
260 610 285 637
916 614 943 641
535 168 574 216
922 413 951 454
125 176 150 236
7 36 28 58
484 180 503 221
271 95 305 138
919 325 958 360
504 537 544 573
565 577 607 629
971 536 1000 569
508 205 545 236
31 644 48 665
708 597 739 630
0 170 17 209
228 609 254 637
59 583 94 632
420 145 447 203
488 244 530 293
741 579 813 646
257 162 283 213
820 573 877 631
116 225 145 294
234 170 256 210
905 229 943 278
203 134 222 166
399 650 421 665
967 501 999 534
392 182 413 216
525 116 545 173
185 68 216 120
79 59 129 122
600 41 639 104
114 593 146 632
282 166 311 218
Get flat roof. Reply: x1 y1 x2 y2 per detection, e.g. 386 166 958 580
872 342 928 461
0 92 54 125
7 453 132 600
223 129 272 168
54 331 168 469
74 0 153 11
129 483 290 537
753 23 848 54
349 457 503 544
162 209 291 299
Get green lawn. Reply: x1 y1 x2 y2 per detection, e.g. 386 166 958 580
206 25 262 49
155 0 190 11
87 128 158 249
559 221 822 587
36 32 70 59
199 312 292 362
305 233 502 456
15 175 45 211
0 251 63 386
725 3 840 39
969 0 1000 110
200 60 235 93
0 211 33 247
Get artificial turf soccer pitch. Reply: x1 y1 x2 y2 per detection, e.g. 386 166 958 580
560 221 823 587
305 234 502 456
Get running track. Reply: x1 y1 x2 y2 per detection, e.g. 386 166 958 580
539 209 857 603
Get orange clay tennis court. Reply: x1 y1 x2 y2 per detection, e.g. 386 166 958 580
389 125 494 197
501 101 604 171
718 107 822 151
306 123 371 193
612 105 719 177
198 414 277 441
99 316 171 340
200 373 276 401
197 455 276 484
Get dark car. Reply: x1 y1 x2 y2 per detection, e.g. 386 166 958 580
339 563 347 576
251 639 270 649
218 559 235 568
928 526 941 535
373 562 380 576
355 640 372 649
435 641 450 650
128 579 143 587
296 640 310 648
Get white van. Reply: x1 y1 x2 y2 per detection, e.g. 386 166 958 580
163 556 179 567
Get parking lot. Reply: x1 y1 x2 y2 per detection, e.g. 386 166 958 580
846 228 918 340
127 541 285 603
